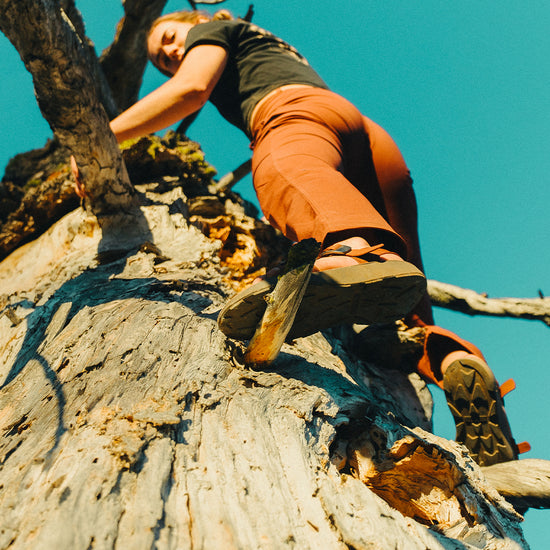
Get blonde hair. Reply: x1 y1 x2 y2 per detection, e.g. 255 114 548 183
148 9 233 38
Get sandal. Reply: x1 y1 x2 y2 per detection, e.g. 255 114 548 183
218 243 426 340
443 356 530 467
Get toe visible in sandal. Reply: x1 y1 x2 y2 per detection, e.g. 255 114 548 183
218 242 426 340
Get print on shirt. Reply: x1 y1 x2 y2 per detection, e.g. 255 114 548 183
247 23 312 66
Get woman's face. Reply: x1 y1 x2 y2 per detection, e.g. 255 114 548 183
147 20 195 76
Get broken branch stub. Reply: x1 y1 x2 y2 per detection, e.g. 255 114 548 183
244 239 321 367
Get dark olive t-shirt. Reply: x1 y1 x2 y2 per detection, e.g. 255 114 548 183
184 20 329 137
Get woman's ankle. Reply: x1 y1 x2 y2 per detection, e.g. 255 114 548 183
440 350 482 375
314 236 403 271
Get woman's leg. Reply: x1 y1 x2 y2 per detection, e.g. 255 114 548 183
361 116 487 379
361 117 434 324
361 117 526 464
250 89 407 257
220 89 426 339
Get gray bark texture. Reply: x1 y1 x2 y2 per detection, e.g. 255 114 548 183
0 154 530 548
482 459 550 512
427 280 550 327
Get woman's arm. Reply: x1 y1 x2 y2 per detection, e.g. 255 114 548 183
110 44 228 143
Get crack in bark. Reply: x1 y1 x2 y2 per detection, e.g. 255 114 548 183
151 441 176 547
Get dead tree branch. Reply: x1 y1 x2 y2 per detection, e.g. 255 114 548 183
0 0 137 215
428 279 550 327
99 0 168 112
211 159 252 193
59 0 119 118
482 459 550 511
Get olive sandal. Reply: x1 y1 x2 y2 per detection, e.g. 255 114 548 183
218 243 426 340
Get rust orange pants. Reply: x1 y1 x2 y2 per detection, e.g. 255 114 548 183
249 87 484 386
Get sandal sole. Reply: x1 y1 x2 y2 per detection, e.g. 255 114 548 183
218 260 426 340
443 357 518 467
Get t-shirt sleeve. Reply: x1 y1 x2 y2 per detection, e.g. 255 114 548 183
184 21 233 56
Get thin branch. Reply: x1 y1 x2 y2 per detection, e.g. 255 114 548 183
242 4 255 21
428 279 550 327
482 458 550 511
175 110 202 137
211 159 252 193
100 0 168 112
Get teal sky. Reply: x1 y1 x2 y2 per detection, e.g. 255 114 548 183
1 1 548 545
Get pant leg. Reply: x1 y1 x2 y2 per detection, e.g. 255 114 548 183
250 88 406 256
250 88 485 385
362 116 435 324
361 118 490 385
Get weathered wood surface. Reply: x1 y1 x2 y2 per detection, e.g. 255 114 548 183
244 239 320 367
428 279 550 327
482 459 550 512
0 183 530 549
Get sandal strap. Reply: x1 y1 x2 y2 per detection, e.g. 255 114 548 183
319 243 392 263
497 378 531 455
499 378 516 398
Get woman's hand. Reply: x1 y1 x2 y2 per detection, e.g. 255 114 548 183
70 155 88 199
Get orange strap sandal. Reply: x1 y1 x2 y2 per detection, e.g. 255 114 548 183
218 242 426 340
407 317 530 466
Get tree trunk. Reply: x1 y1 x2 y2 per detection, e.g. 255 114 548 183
0 143 529 548
0 0 136 215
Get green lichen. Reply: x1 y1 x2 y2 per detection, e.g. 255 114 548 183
173 145 192 156
24 178 42 190
119 137 143 151
147 140 163 159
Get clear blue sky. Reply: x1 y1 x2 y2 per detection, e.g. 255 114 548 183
1 1 548 545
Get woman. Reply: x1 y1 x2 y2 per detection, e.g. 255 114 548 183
110 9 528 466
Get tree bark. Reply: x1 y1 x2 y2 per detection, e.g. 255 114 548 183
0 154 532 548
0 0 136 215
482 459 550 512
428 280 550 327
99 0 168 112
